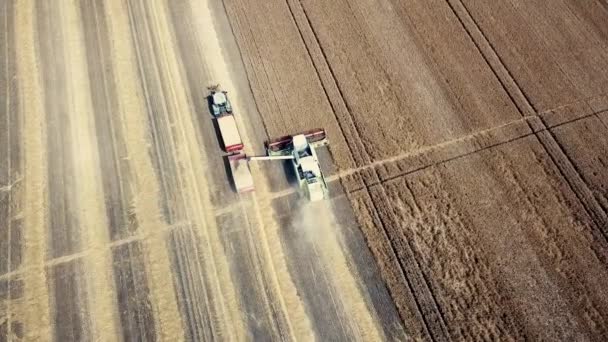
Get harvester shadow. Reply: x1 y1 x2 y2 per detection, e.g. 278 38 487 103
282 158 298 185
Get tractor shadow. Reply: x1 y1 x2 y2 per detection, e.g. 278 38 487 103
206 94 215 117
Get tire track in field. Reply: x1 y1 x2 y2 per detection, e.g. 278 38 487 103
447 0 608 234
191 0 330 339
0 1 23 339
285 0 370 172
283 0 359 169
223 1 389 339
38 1 124 339
0 0 18 284
35 0 81 260
111 241 157 341
46 259 91 341
80 0 138 242
147 0 246 337
64 1 125 340
34 2 95 340
104 0 184 339
15 0 52 339
285 1 446 340
124 0 214 337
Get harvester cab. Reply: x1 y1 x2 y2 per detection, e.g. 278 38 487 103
290 134 326 200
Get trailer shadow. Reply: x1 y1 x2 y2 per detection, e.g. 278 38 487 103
210 117 227 152
223 156 237 193
282 159 298 185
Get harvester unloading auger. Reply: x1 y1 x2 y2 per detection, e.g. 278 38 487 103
249 129 329 201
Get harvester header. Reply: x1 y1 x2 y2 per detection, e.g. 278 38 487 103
266 128 328 156
251 128 329 201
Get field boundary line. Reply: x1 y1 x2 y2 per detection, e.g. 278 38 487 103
446 0 608 233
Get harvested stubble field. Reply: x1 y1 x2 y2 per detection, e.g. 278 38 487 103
224 0 608 340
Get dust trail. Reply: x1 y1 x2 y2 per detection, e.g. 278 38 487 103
104 0 184 339
249 181 314 340
15 0 51 339
60 2 119 340
291 199 384 341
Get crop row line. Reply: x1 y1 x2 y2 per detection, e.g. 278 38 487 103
2 1 17 334
447 0 608 235
282 1 449 340
285 0 378 176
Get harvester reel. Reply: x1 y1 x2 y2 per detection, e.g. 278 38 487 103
207 84 221 92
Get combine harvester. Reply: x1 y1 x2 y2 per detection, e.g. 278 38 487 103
208 85 254 193
208 86 328 200
249 129 329 201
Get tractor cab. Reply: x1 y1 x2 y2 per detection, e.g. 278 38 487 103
209 87 233 116
213 91 227 106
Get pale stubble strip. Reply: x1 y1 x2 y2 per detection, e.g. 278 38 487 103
60 1 120 340
105 0 185 339
15 0 51 339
